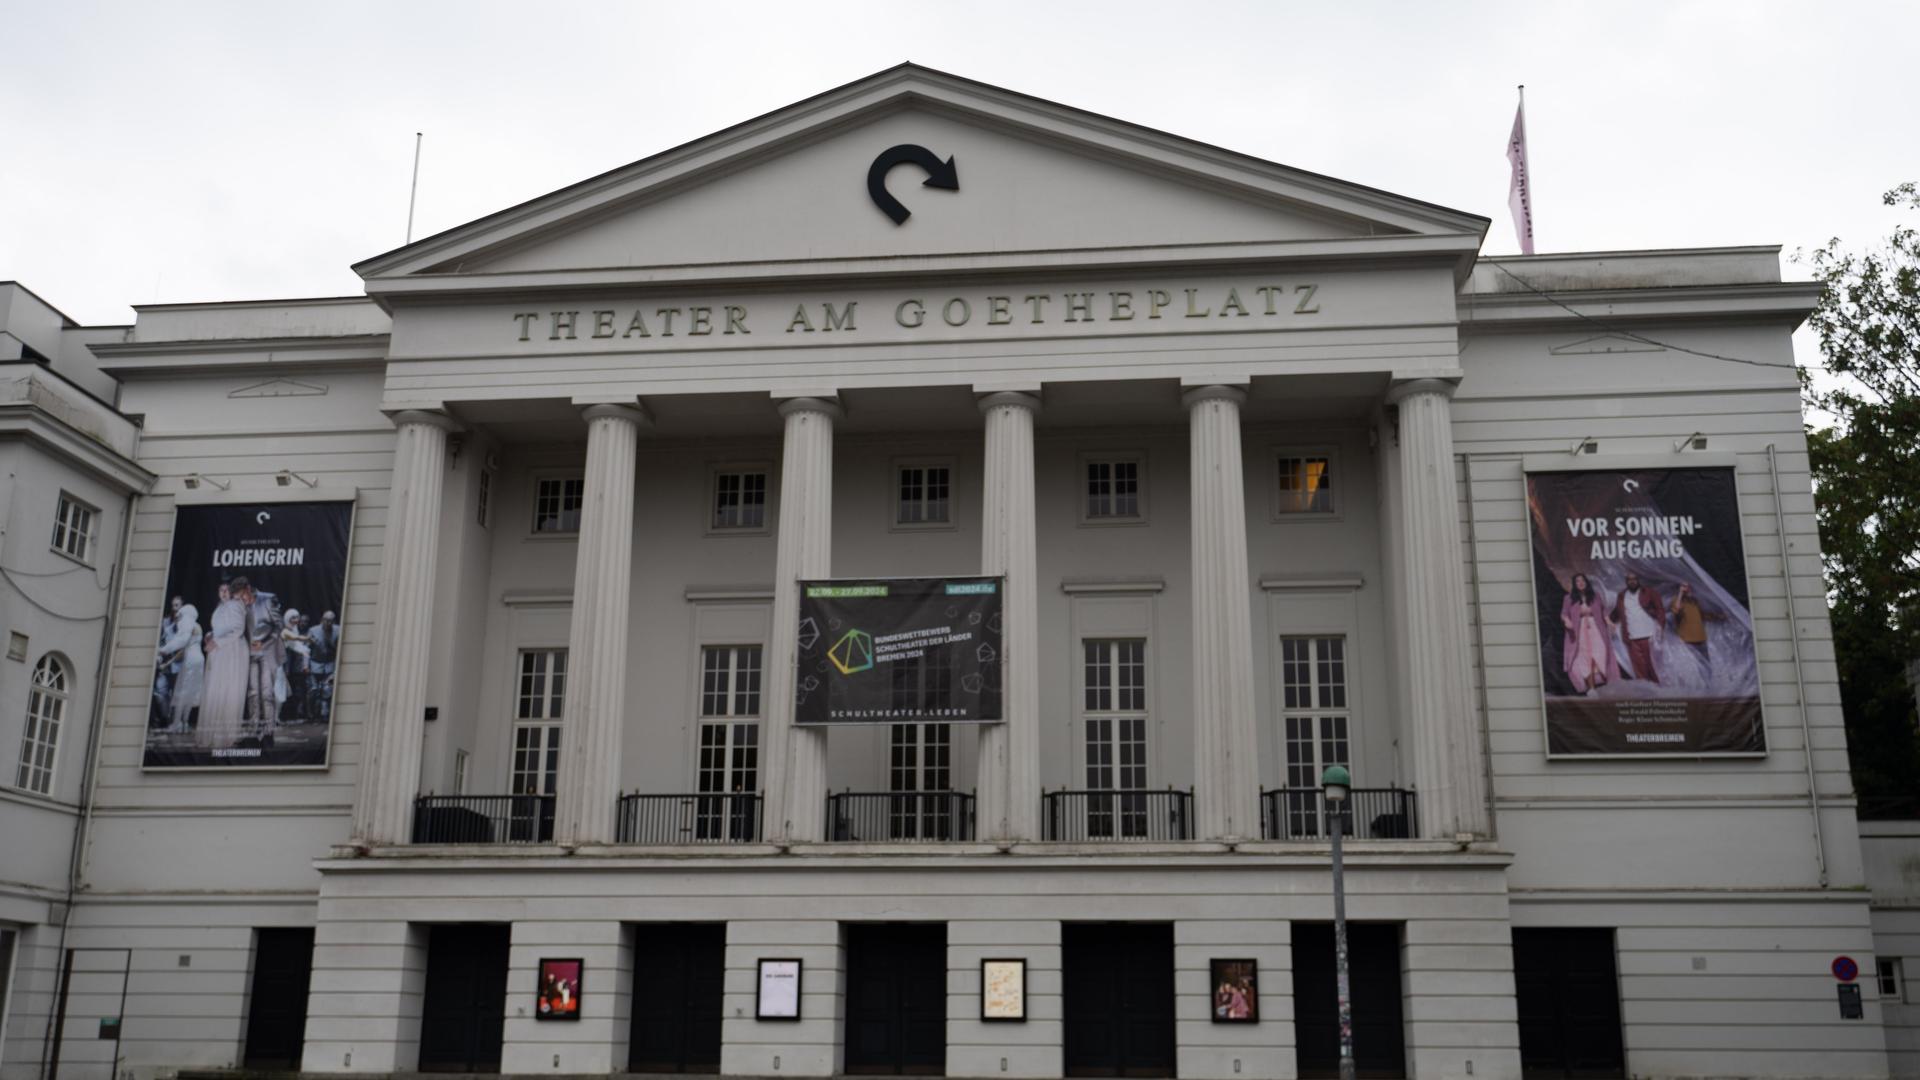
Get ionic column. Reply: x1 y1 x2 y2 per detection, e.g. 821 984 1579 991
554 402 648 845
1387 378 1489 839
352 409 461 846
976 391 1041 842
1184 384 1260 842
762 396 841 844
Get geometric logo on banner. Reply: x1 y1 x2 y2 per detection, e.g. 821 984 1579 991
827 628 875 675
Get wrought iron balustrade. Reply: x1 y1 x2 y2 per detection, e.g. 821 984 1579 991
411 793 555 844
615 792 764 843
826 791 976 842
1260 787 1417 840
1041 788 1193 841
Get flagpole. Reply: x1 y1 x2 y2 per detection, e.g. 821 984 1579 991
405 132 424 245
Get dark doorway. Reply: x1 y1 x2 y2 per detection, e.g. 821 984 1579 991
419 924 510 1072
629 923 727 1073
243 928 315 1069
1513 928 1626 1079
1293 922 1407 1078
844 923 948 1075
1062 922 1175 1077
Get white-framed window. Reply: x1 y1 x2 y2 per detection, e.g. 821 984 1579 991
511 649 565 797
1881 957 1907 1002
1083 638 1149 838
476 468 493 529
709 467 770 532
51 494 97 564
894 460 953 528
15 655 69 795
696 645 762 839
888 722 954 839
1273 451 1336 516
1080 453 1145 524
530 476 583 534
452 748 470 794
1279 636 1351 836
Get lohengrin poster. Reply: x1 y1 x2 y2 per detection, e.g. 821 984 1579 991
794 576 1003 724
1526 468 1764 755
144 501 353 769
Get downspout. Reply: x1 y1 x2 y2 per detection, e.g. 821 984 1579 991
1460 454 1498 838
39 486 135 1080
1769 444 1826 887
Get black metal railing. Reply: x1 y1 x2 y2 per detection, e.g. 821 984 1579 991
1042 788 1193 841
411 793 555 844
826 791 976 842
1260 788 1418 840
615 792 764 843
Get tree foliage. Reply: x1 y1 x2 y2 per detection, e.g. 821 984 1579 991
1803 182 1920 805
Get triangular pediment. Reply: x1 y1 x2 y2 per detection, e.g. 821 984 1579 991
356 65 1487 286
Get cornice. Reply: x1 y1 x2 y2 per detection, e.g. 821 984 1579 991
0 408 155 494
90 333 391 375
1455 281 1822 330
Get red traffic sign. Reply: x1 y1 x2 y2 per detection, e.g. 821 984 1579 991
1832 956 1859 982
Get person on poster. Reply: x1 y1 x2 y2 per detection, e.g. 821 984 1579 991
281 610 310 721
1609 572 1664 683
307 610 338 722
165 604 205 733
1559 572 1616 696
235 576 284 734
1668 583 1724 675
197 583 248 749
155 597 190 730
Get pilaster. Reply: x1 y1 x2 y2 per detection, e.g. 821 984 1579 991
1184 385 1260 842
976 390 1041 842
1386 378 1489 839
351 409 460 847
762 396 841 844
555 402 647 845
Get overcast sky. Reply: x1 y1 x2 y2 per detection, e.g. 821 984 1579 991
5 0 1916 357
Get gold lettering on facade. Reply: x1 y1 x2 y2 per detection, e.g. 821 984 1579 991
1024 295 1051 323
724 306 749 334
1294 284 1321 314
624 311 651 338
689 307 713 336
549 311 578 340
592 311 617 338
655 308 683 336
987 296 1012 325
1147 290 1171 319
896 299 926 328
513 312 539 341
786 304 814 333
1063 293 1094 322
1256 286 1282 315
1108 292 1134 320
1183 289 1210 318
942 298 971 326
1219 288 1249 317
821 302 857 332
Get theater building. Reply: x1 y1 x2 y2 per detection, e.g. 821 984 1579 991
1 65 1914 1079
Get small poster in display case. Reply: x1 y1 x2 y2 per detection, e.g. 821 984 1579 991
1210 958 1258 1023
757 958 803 1020
981 958 1026 1021
536 958 582 1020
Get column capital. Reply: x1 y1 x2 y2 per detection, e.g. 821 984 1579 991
1385 377 1460 406
1181 384 1248 410
579 402 653 427
386 408 464 433
776 395 844 421
977 390 1042 415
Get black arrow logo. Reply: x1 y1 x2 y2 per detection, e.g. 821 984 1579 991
867 144 959 225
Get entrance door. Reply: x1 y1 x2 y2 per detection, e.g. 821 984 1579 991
1293 922 1407 1078
629 924 726 1073
1062 923 1175 1077
243 928 314 1069
1513 928 1626 1079
419 924 510 1072
844 923 947 1075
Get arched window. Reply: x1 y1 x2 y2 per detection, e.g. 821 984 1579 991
16 655 69 795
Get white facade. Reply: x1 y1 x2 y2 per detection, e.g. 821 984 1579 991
0 65 1912 1079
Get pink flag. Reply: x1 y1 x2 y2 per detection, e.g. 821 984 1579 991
1507 91 1535 254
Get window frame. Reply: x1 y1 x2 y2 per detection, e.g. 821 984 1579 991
706 462 773 537
508 648 567 796
50 492 99 565
1277 635 1353 836
15 654 70 796
1077 451 1149 527
1079 637 1152 839
1881 957 1907 1002
1269 445 1342 522
527 472 586 538
890 457 958 532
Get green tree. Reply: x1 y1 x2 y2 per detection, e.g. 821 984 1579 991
1803 182 1920 807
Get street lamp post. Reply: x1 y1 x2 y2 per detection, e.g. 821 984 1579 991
1323 764 1356 1080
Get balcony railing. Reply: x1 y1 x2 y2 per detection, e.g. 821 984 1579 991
827 791 976 842
616 792 764 843
411 793 555 844
1261 788 1418 840
1042 788 1193 841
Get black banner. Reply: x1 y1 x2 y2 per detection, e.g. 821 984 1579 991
1526 468 1764 755
144 501 353 768
795 576 1003 724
